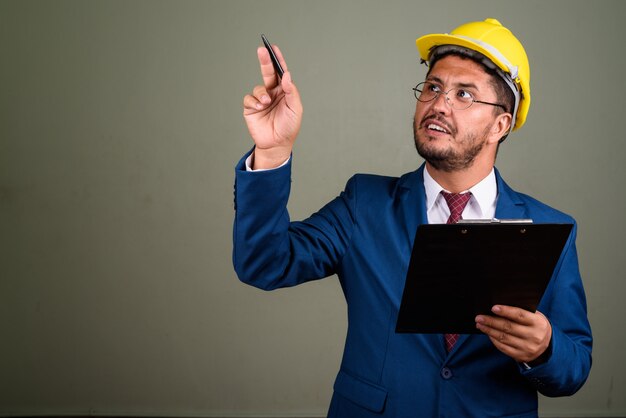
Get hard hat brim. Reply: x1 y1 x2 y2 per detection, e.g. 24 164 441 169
417 33 511 77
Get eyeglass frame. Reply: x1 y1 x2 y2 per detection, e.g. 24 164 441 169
412 81 507 111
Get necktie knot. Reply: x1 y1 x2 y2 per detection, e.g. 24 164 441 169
441 191 472 224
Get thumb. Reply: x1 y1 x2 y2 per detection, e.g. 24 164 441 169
281 71 303 116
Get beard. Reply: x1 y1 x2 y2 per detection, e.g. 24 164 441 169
413 116 489 172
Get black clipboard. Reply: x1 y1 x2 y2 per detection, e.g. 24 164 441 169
395 221 573 334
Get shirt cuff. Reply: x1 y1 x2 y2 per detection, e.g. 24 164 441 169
245 153 291 172
521 338 553 370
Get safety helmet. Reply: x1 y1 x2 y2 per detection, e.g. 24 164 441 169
416 18 530 131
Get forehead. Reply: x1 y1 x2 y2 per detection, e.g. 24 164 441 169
427 55 493 88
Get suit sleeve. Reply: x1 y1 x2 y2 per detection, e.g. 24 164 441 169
232 151 356 290
520 222 593 396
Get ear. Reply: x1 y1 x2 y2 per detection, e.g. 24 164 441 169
487 112 512 144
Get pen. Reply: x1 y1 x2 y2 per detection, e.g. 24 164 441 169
261 34 284 79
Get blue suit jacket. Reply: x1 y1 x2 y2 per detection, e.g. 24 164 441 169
233 153 592 418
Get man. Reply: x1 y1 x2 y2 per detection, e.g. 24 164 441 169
234 18 592 417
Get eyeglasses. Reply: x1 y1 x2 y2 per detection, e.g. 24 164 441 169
412 81 506 111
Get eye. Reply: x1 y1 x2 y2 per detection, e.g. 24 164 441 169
429 83 442 93
456 89 474 101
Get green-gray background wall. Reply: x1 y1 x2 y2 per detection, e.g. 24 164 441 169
1 0 624 417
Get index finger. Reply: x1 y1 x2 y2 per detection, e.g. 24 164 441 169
257 44 289 89
491 305 534 326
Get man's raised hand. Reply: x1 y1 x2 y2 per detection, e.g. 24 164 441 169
242 44 302 169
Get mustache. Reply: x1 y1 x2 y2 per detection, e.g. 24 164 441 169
419 114 455 135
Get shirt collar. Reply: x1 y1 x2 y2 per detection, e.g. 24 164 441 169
423 165 497 217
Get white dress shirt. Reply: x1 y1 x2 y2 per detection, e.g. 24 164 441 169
423 165 498 224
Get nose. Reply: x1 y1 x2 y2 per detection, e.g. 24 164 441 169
431 91 452 114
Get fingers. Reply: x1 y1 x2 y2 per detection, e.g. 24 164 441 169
257 47 277 89
246 44 298 114
243 85 272 114
490 305 534 325
476 315 529 362
475 306 530 339
243 71 301 116
476 316 521 345
476 317 511 343
253 85 271 103
280 71 302 116
475 306 552 362
257 45 289 90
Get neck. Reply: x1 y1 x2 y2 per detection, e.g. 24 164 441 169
425 162 494 193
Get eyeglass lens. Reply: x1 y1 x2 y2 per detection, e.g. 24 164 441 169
413 82 474 110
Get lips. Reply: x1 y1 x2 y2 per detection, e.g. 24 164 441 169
421 115 453 135
427 123 449 134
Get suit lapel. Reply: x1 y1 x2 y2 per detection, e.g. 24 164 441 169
396 165 429 250
493 168 528 220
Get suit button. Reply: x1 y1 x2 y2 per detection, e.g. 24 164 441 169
440 367 453 380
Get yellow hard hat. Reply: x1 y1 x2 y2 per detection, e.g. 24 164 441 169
416 18 530 131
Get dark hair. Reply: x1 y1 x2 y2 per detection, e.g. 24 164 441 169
427 46 516 143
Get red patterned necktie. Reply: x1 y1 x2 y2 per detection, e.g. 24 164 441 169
441 191 472 352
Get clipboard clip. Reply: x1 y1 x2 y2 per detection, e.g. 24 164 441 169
457 218 533 224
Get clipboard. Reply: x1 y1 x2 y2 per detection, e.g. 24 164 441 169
395 221 573 334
